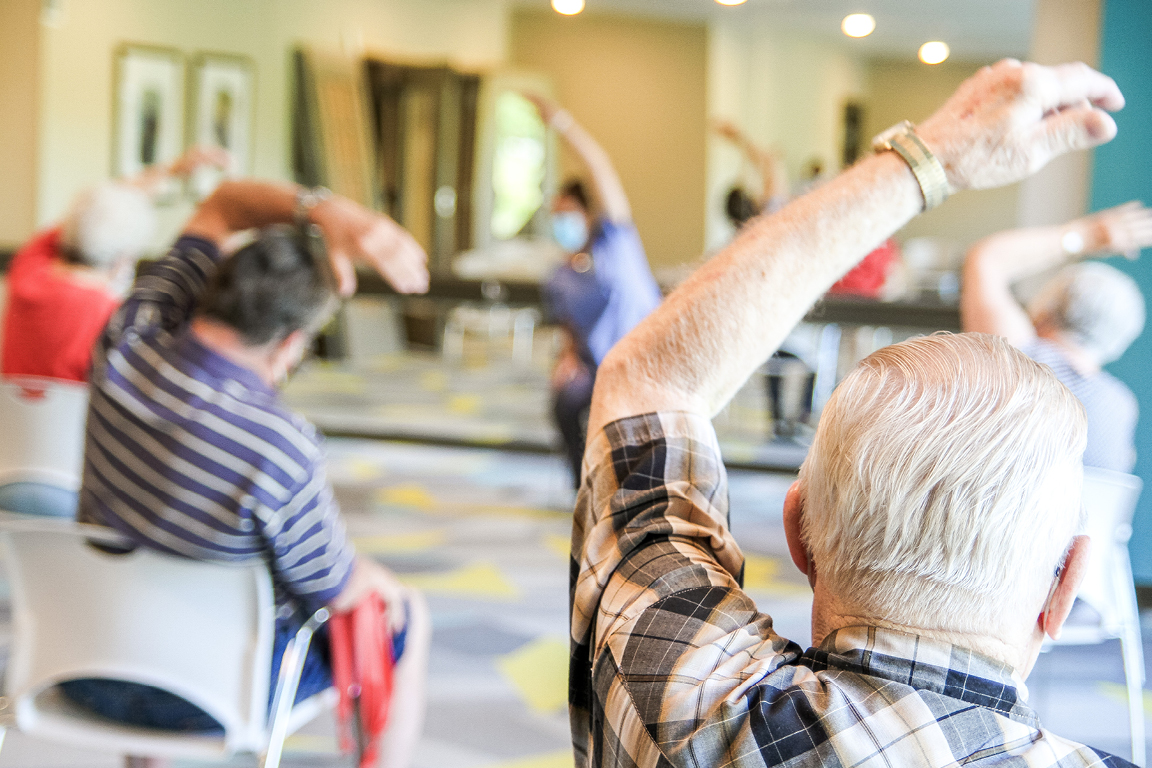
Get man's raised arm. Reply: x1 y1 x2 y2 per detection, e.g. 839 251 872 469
588 60 1124 437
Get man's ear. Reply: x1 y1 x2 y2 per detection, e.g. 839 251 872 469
783 481 814 585
269 329 308 385
1039 535 1091 641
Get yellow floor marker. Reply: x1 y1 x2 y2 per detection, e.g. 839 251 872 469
400 561 521 601
544 533 570 560
354 530 446 554
1097 681 1152 720
743 554 811 597
448 393 483 414
496 637 569 715
377 483 437 510
489 750 574 768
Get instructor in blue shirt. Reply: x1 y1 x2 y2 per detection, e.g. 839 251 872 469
524 94 663 487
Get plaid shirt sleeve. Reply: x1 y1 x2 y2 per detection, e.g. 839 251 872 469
569 412 803 768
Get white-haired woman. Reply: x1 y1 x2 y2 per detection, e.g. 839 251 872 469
962 201 1152 471
1 147 227 382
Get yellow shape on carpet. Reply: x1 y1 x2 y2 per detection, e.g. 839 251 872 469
354 530 445 554
496 637 569 714
448 394 483 414
490 750 574 768
343 457 383 482
743 554 811 597
420 370 449 392
1097 682 1152 720
400 561 521 600
377 484 437 510
545 533 570 560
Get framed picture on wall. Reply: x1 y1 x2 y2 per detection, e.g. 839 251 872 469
188 53 255 198
113 44 185 198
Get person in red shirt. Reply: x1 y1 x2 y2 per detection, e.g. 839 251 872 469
2 147 229 383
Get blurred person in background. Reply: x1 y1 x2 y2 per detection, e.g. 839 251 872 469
524 94 662 487
1 147 228 382
962 201 1152 472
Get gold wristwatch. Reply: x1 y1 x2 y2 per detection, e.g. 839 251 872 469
872 120 950 211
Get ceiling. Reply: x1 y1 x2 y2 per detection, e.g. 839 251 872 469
511 0 1036 62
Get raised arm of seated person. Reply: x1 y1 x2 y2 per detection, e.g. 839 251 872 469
571 60 1125 767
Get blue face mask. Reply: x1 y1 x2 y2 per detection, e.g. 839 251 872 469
552 212 589 254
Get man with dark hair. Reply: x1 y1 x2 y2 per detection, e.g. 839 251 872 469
74 179 430 767
523 94 663 487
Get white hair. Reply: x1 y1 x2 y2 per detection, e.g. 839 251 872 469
59 183 156 269
798 333 1086 642
1028 261 1145 364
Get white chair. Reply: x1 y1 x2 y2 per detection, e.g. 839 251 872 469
0 377 89 517
0 518 337 767
1045 468 1145 766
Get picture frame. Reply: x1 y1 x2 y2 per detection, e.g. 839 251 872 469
113 44 185 195
188 52 256 197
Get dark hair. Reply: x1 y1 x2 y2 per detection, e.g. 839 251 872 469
559 178 591 212
725 187 759 229
198 224 338 346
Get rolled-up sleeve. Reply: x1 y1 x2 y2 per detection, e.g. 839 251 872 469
569 412 802 767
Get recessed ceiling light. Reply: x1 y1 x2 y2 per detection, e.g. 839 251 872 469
716 0 749 5
552 0 584 14
841 13 876 38
919 41 950 64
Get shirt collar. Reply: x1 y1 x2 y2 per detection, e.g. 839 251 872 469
808 625 1038 725
174 329 277 398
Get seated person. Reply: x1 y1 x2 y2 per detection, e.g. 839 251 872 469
962 202 1150 471
570 60 1133 766
73 179 430 767
2 147 227 382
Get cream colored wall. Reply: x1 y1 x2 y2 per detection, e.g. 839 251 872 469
36 0 509 244
510 10 708 269
863 59 1021 249
1017 0 1101 227
0 0 41 248
706 17 868 252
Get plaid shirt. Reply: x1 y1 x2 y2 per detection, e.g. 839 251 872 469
570 411 1132 767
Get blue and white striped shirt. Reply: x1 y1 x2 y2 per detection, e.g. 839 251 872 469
78 235 356 615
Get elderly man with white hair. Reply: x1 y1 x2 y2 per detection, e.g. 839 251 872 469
962 202 1151 471
1 147 226 382
569 59 1135 767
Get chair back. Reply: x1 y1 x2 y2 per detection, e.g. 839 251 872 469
1077 467 1143 631
0 377 88 490
0 519 276 758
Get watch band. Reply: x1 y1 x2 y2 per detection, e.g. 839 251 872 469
872 121 950 211
295 185 332 228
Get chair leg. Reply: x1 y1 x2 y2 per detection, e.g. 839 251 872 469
1120 626 1146 767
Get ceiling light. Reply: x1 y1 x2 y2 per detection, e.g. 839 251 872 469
841 13 875 38
552 0 584 14
715 0 749 5
918 41 950 64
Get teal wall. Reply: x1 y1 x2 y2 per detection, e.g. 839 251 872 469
1092 0 1152 582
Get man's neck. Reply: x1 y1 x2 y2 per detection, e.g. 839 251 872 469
1035 328 1101 375
810 584 1033 676
190 318 276 388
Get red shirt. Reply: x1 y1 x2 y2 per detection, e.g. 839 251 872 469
2 228 120 382
829 238 899 298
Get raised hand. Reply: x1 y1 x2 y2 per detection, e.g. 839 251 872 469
311 195 429 297
1083 201 1152 258
918 59 1124 192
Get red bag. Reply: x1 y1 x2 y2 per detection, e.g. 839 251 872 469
328 595 395 767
